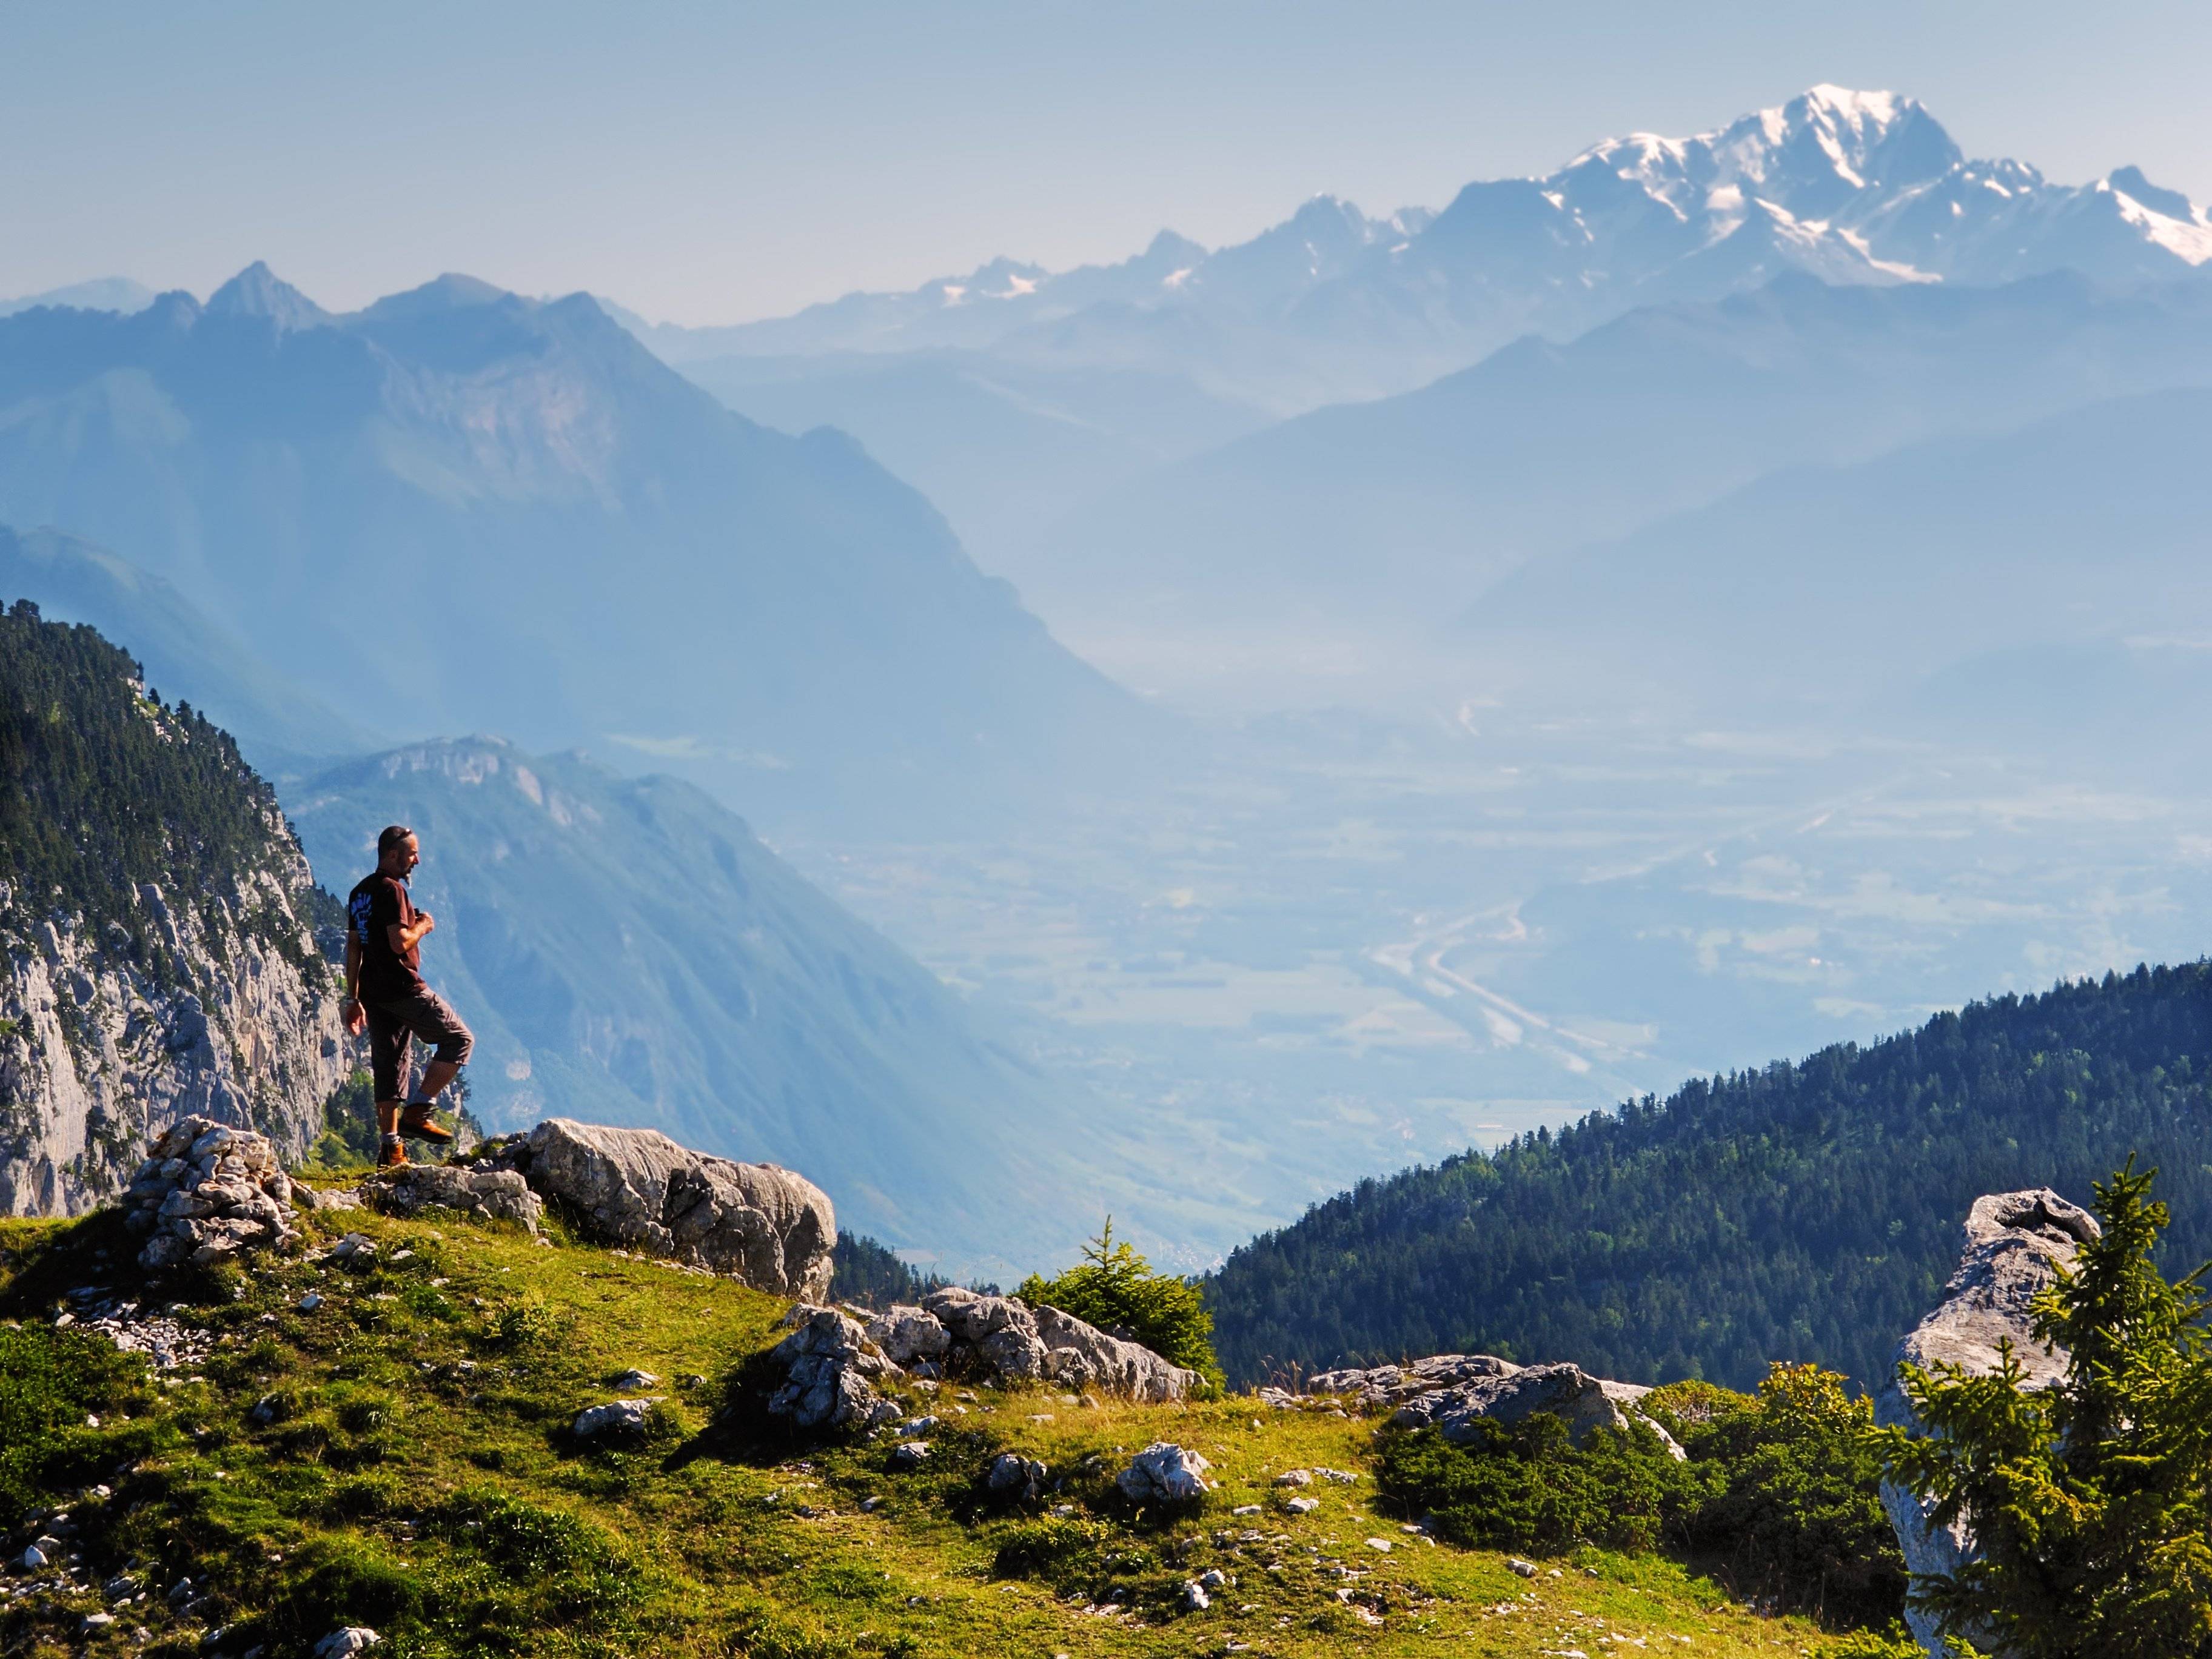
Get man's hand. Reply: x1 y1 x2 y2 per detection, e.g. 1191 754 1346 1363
343 997 367 1037
417 910 435 936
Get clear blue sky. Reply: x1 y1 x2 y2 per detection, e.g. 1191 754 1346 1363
5 0 2208 324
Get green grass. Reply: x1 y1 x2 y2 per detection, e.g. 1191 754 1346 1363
0 1202 1869 1658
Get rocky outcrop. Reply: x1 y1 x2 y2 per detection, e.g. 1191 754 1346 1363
1309 1352 1682 1457
361 1163 543 1233
119 1116 304 1268
1877 1188 2097 1657
762 1292 1200 1433
766 1305 903 1430
1307 1353 1521 1410
0 877 345 1219
923 1287 1201 1401
481 1118 834 1298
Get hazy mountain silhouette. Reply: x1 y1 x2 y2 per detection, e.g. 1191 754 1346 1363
1017 272 2212 661
1470 386 2212 714
0 266 1143 822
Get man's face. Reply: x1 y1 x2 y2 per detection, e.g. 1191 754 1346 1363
384 834 420 877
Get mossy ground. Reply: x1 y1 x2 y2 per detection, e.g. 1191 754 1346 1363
1 1201 1867 1658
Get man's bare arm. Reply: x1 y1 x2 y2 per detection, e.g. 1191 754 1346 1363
344 934 363 1000
387 911 435 955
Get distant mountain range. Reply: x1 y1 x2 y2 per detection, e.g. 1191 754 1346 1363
583 86 2212 644
0 277 158 318
622 87 2211 398
1016 270 2212 694
0 263 1143 823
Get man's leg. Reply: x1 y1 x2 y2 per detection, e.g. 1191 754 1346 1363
364 1004 411 1167
398 991 474 1141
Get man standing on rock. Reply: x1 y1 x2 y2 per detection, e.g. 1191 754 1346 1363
342 825 473 1169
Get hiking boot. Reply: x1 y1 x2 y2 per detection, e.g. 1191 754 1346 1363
398 1104 454 1144
377 1139 409 1170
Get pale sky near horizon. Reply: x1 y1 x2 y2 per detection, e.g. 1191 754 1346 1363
5 1 2210 326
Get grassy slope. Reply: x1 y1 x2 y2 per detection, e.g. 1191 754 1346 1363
0 1201 1852 1659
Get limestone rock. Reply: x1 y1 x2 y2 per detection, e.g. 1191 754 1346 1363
1033 1304 1201 1402
573 1397 664 1438
867 1304 953 1369
1307 1353 1520 1410
1310 1350 1682 1457
985 1451 1048 1501
1 864 345 1222
484 1119 833 1297
312 1627 381 1659
1877 1188 2097 1657
766 1304 902 1431
1116 1442 1212 1504
362 1162 542 1233
922 1287 1202 1400
888 1441 931 1470
923 1286 1050 1379
1392 1361 1634 1444
121 1117 303 1269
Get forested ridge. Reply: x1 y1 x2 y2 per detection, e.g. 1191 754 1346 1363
1205 964 2212 1389
0 598 329 987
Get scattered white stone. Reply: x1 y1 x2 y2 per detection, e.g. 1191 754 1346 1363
331 1233 376 1262
312 1629 381 1659
889 1441 931 1470
572 1398 663 1438
1232 1504 1262 1516
297 1293 323 1312
1366 1537 1393 1552
1507 1557 1538 1578
1317 1467 1358 1483
17 1546 46 1570
1285 1496 1320 1515
1275 1468 1313 1487
1181 1580 1210 1612
610 1369 660 1392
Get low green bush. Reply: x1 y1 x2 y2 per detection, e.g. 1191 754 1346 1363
1376 1412 1694 1555
1379 1362 1905 1629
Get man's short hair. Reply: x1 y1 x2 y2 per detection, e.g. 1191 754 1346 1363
377 824 415 856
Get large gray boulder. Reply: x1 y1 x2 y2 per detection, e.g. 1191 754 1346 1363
487 1119 834 1298
1877 1188 2098 1657
1033 1304 1199 1403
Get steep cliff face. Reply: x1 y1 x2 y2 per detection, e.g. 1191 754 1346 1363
0 600 346 1215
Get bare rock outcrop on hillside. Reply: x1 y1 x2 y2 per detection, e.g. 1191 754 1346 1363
1 876 344 1219
1307 1352 1682 1456
1877 1188 2098 1657
764 1292 1201 1433
482 1118 834 1298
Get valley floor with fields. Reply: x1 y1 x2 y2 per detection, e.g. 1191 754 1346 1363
788 705 2212 1269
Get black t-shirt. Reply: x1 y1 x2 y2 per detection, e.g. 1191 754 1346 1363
347 872 427 1002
